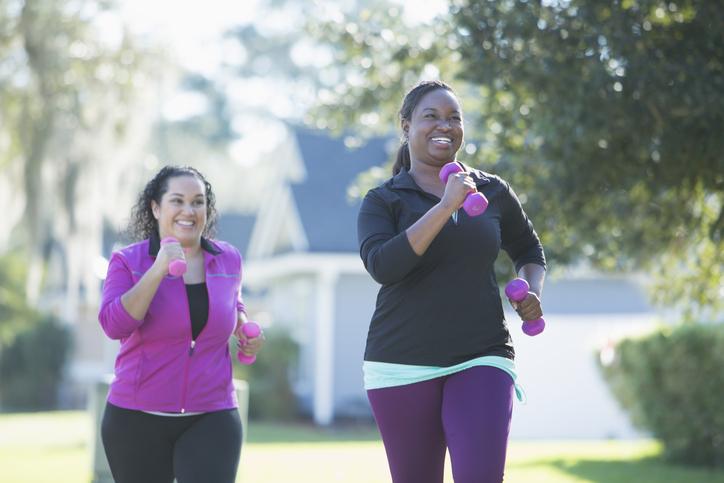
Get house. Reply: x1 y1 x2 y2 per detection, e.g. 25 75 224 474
237 125 662 438
241 126 392 425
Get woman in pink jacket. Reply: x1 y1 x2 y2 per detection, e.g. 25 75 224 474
99 165 263 483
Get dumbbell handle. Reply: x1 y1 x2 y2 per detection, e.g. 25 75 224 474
160 237 187 276
237 322 261 365
505 278 545 336
439 162 488 217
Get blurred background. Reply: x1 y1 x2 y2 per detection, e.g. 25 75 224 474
0 0 722 481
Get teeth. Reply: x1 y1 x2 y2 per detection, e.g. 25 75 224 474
431 137 452 143
177 220 194 226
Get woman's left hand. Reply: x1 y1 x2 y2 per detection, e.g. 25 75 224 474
510 292 544 322
235 322 265 357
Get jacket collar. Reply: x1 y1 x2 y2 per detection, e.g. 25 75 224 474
148 231 222 257
390 168 420 191
391 162 490 192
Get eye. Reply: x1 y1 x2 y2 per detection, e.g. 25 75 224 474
193 199 205 207
424 113 437 119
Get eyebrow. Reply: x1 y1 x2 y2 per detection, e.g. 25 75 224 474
421 107 461 114
168 192 205 197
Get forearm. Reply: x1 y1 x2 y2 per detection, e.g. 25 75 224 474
120 265 166 320
406 202 456 256
517 263 545 298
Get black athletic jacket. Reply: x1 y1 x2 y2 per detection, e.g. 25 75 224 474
357 165 546 367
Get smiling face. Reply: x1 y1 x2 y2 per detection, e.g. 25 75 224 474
403 88 464 167
151 175 207 247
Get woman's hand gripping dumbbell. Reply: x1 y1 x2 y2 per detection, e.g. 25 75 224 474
505 278 545 336
160 237 187 276
439 162 488 216
236 322 263 364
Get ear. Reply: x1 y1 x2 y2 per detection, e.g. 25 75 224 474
151 200 160 220
401 119 410 138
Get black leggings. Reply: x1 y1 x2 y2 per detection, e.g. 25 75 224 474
101 402 242 483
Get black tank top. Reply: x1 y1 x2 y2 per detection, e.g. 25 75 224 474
185 282 209 340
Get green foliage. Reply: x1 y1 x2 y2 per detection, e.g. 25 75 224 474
649 226 722 322
305 2 462 133
232 327 300 421
451 0 723 273
0 0 163 303
0 315 72 411
0 251 72 411
308 0 723 317
0 251 36 345
599 323 724 467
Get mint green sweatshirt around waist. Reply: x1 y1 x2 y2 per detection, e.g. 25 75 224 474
363 356 526 402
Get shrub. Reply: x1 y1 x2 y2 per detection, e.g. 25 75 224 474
0 315 72 411
0 252 36 346
599 322 724 467
232 327 299 421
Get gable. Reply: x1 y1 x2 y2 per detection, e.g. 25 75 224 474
290 127 393 253
246 183 308 259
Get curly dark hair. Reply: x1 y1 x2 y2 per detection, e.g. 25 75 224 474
127 165 218 241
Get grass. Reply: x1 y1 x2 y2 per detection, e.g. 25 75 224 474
0 411 92 483
1 411 723 483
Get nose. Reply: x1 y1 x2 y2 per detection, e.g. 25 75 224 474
437 118 452 130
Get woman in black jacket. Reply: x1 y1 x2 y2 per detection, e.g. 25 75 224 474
357 80 546 483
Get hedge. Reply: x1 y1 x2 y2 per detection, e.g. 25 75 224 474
599 322 724 467
0 315 72 411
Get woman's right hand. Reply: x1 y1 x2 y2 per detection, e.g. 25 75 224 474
440 171 477 213
155 240 185 275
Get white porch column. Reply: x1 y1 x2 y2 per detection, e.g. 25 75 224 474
313 268 337 425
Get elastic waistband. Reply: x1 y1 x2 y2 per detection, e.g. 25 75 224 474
363 356 526 403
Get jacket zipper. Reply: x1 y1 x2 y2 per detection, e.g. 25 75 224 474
189 339 196 356
180 340 195 413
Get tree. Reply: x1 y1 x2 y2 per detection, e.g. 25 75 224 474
307 0 723 319
0 0 163 315
153 0 347 215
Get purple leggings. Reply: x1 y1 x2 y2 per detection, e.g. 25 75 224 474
367 365 514 483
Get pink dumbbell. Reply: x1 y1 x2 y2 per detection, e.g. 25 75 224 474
237 322 262 365
160 237 187 277
505 278 545 336
439 162 488 216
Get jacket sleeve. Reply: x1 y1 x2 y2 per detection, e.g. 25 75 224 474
236 296 246 315
500 181 547 273
357 189 422 285
98 252 144 340
236 250 246 315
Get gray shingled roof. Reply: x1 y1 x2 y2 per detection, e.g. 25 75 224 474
216 212 256 259
290 127 392 253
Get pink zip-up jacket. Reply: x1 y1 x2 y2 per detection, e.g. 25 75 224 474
99 235 245 413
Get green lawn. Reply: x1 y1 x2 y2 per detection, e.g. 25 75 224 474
1 411 722 483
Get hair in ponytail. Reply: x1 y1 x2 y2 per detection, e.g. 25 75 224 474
392 80 455 175
392 141 411 175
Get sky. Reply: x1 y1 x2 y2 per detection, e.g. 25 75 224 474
111 0 450 165
117 0 449 76
117 0 261 77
